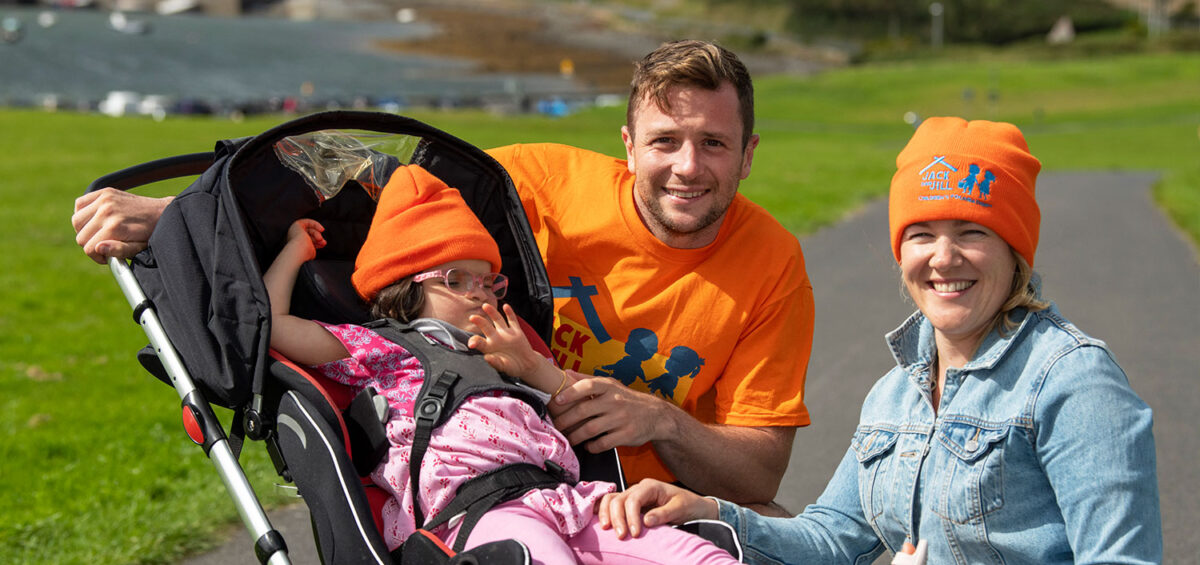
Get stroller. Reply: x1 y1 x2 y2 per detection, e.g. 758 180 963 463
87 111 740 565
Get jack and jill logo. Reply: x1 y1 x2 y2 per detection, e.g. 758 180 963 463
918 156 995 208
549 277 701 405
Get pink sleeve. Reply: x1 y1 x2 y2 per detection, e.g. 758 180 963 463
311 322 425 417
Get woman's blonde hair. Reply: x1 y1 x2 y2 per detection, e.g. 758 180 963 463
995 250 1049 334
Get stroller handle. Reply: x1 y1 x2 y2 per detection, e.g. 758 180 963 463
86 152 215 193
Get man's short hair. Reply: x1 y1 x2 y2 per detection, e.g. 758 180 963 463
627 40 755 148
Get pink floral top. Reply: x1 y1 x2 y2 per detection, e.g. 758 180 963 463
314 323 616 550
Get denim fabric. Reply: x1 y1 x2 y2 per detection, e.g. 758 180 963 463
719 303 1162 565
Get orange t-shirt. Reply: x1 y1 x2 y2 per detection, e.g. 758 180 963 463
488 143 815 484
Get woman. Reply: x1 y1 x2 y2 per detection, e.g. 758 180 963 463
596 117 1162 565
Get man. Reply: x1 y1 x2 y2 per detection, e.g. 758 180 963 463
73 40 815 513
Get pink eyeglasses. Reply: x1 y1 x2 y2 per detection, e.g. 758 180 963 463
412 268 509 299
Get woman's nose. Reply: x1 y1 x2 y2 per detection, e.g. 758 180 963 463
929 237 961 269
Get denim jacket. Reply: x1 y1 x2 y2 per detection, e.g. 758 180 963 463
719 303 1162 565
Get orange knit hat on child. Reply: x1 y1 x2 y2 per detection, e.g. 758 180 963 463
889 117 1042 266
352 164 501 302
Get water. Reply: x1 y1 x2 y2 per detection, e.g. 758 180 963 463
0 6 586 109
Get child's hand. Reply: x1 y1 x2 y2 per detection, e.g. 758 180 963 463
468 303 546 379
285 219 326 262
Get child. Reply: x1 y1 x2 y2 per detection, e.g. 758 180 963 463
264 164 740 565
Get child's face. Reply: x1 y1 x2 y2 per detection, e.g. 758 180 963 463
416 259 501 333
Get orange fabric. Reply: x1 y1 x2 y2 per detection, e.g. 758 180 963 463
489 143 814 485
889 117 1042 266
352 164 501 302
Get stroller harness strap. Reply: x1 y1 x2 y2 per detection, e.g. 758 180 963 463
362 319 569 550
429 461 571 552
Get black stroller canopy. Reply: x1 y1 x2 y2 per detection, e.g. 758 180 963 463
118 111 552 409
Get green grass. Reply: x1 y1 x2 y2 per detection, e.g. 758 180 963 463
2 48 1197 564
0 113 288 564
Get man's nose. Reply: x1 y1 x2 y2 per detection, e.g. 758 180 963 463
672 142 700 178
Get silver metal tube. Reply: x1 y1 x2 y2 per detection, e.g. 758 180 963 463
109 257 195 395
108 257 292 565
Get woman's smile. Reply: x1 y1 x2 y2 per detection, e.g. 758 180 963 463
929 279 974 293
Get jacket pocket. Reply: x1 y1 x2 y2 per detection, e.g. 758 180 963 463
931 419 1008 524
851 426 900 522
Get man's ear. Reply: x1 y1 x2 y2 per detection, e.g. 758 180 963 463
621 125 636 174
740 133 760 180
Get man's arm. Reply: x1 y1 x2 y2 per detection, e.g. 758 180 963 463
72 188 172 263
551 376 794 504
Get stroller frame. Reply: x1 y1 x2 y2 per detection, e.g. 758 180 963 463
109 255 293 564
87 111 571 565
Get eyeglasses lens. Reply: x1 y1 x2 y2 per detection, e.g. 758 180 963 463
483 273 508 299
443 270 473 293
442 269 508 299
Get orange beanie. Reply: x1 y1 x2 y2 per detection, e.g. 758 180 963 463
352 164 501 302
889 117 1042 267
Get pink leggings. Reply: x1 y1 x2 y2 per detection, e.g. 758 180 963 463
450 499 741 564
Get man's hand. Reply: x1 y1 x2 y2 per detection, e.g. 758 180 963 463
550 375 679 453
72 188 172 264
553 373 795 503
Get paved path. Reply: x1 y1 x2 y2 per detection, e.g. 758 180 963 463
188 172 1199 564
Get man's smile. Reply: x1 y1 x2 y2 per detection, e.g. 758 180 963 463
664 187 709 200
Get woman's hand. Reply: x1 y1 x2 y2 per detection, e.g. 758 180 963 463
596 479 719 539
